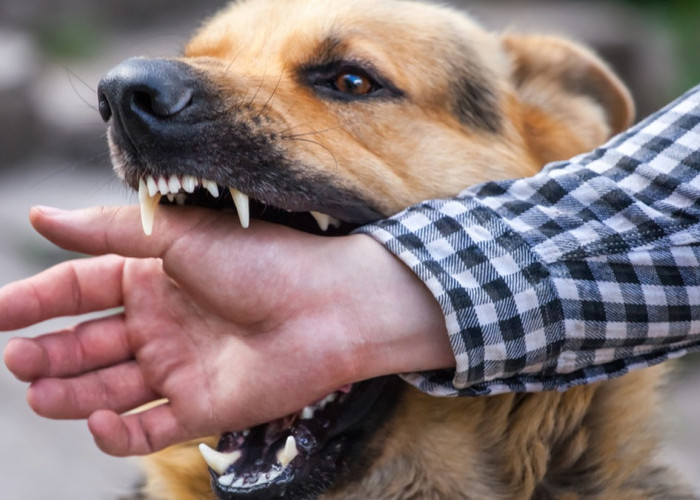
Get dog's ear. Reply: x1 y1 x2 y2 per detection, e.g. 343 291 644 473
502 35 634 163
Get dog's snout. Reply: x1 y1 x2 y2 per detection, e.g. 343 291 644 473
97 58 196 127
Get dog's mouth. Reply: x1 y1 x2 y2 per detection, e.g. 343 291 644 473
103 55 400 499
200 378 399 500
128 169 400 499
136 173 362 237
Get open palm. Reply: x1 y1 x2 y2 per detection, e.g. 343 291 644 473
1 205 450 456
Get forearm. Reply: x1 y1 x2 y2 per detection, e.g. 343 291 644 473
357 84 700 395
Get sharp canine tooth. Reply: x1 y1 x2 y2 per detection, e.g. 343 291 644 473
168 175 182 193
310 211 332 231
277 436 299 468
182 175 197 193
158 176 170 196
139 178 161 236
229 188 250 229
204 180 220 198
146 176 159 197
139 178 148 204
198 443 242 476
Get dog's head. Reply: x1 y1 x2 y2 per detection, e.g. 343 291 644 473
98 1 633 499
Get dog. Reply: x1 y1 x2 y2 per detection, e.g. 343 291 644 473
97 0 694 498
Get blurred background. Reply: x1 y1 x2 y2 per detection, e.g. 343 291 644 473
0 0 698 498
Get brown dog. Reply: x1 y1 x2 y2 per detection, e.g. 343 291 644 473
97 0 693 498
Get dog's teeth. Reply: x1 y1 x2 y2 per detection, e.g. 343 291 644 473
310 212 330 231
218 473 236 487
168 175 182 193
158 176 170 196
319 393 337 408
139 178 162 236
203 180 220 198
276 436 299 468
139 178 148 204
182 175 197 193
175 193 187 206
166 194 175 202
229 188 250 229
310 211 340 232
301 406 315 420
198 443 242 476
146 176 159 197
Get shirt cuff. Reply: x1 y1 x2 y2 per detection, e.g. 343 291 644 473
355 196 565 396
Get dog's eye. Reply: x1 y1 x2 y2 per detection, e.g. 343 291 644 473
334 72 373 95
303 61 403 101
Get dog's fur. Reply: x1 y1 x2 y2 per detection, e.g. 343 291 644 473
110 0 694 498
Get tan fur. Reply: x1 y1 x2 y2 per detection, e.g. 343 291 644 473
140 437 218 500
324 366 687 500
120 1 693 498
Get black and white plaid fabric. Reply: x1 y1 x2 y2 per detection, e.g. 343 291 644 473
356 84 700 396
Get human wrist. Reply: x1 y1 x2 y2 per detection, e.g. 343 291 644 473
337 234 454 382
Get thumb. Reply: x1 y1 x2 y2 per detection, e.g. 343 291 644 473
29 205 238 259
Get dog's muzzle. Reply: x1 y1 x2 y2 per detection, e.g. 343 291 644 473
97 57 381 237
96 56 401 500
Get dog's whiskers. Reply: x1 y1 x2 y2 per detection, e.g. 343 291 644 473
246 67 268 108
223 47 245 74
282 126 341 140
277 118 327 136
64 66 100 114
285 136 339 177
255 66 287 120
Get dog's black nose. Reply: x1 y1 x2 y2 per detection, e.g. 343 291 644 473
97 58 195 126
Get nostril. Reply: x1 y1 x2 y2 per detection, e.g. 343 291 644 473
131 90 157 117
128 87 193 119
98 92 113 123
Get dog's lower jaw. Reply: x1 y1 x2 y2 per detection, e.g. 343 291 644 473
204 377 404 500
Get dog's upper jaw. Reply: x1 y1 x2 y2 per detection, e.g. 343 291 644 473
99 57 383 236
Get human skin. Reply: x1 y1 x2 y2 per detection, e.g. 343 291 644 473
1 205 453 456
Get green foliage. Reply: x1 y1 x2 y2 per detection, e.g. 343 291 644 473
36 16 103 61
622 0 700 92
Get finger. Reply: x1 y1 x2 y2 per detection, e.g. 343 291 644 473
27 361 159 419
4 314 132 382
29 204 230 259
88 405 190 456
0 254 125 331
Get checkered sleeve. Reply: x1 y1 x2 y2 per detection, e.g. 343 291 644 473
356 84 700 396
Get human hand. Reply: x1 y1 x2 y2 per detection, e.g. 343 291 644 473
1 206 452 456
